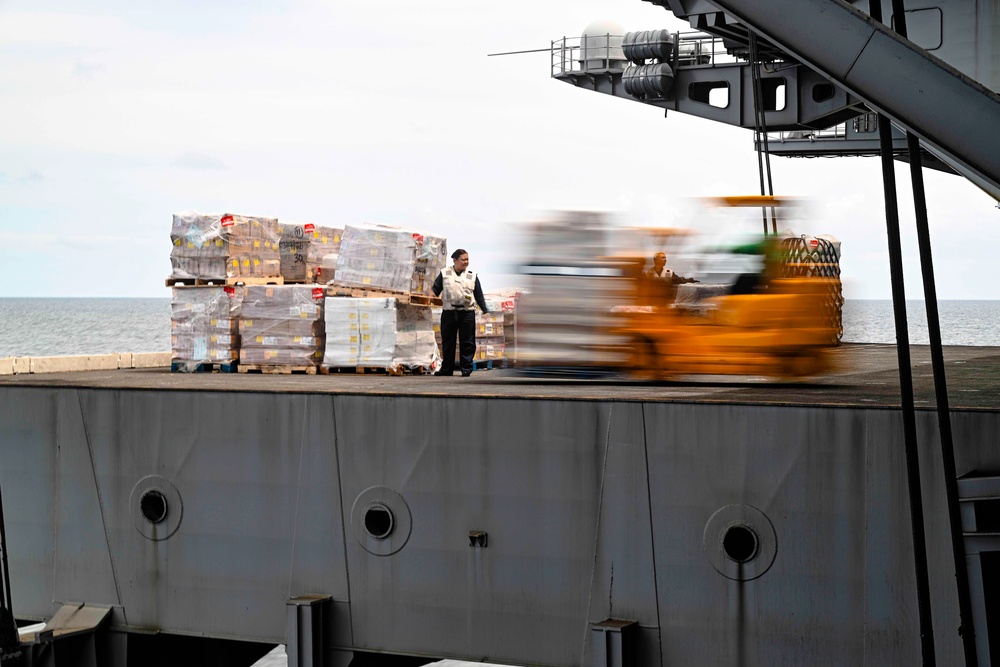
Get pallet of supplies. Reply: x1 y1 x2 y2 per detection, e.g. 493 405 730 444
170 286 243 371
432 307 507 369
324 297 397 368
473 310 506 366
277 223 343 283
332 224 447 296
169 211 282 284
394 303 440 370
485 288 524 366
238 285 325 372
324 298 440 372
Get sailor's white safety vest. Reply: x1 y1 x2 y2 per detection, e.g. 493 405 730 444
441 267 478 311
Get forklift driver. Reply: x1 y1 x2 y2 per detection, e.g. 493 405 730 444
644 252 697 285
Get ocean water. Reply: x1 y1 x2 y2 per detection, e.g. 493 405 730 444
841 300 1000 346
0 298 998 357
0 298 171 357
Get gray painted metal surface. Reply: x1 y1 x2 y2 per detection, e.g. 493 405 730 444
1 380 998 665
554 0 1000 196
683 0 1000 194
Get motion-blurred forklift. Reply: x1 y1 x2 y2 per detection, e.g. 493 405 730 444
516 197 843 379
615 196 843 379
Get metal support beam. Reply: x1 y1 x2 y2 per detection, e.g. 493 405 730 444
867 4 936 659
0 486 20 666
890 0 979 661
692 0 1000 195
878 112 937 666
286 596 333 667
591 620 637 667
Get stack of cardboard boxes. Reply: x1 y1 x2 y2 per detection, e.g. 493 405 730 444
239 286 326 368
168 213 450 374
170 286 243 371
323 297 397 367
278 223 343 283
431 290 522 368
393 304 440 369
473 311 506 364
170 212 281 282
324 298 440 371
333 225 447 296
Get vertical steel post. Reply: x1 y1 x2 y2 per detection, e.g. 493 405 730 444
591 619 636 667
890 0 978 661
868 2 936 663
0 486 21 665
287 595 332 667
878 115 937 667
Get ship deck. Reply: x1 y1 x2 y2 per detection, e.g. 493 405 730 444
2 343 999 410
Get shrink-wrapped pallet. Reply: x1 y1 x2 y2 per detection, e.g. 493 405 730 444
277 223 343 282
324 298 440 371
238 285 325 367
323 297 397 367
473 341 505 362
170 211 281 281
170 286 243 371
332 225 446 296
433 307 509 367
394 304 440 368
516 215 631 367
485 288 523 365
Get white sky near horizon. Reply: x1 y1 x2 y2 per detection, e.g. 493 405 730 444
0 0 997 300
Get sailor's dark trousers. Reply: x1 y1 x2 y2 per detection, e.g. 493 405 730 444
440 309 476 375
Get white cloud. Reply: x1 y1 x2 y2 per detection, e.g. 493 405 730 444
171 152 227 170
0 0 995 301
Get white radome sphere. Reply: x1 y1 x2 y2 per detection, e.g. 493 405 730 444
581 19 626 65
581 19 625 39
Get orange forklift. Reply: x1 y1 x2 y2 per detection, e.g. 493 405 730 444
611 196 843 380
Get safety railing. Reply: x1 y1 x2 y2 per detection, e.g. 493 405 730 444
550 34 622 76
551 31 750 78
767 125 848 143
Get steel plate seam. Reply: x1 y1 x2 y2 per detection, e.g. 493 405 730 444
863 407 870 664
641 402 665 667
75 389 126 622
331 396 354 647
287 397 308 598
582 403 615 663
50 390 61 617
842 29 877 81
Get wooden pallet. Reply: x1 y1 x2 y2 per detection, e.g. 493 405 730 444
171 361 238 373
324 287 442 307
238 364 317 375
321 366 389 375
320 365 432 376
226 276 284 286
166 276 284 287
166 277 228 287
471 358 507 371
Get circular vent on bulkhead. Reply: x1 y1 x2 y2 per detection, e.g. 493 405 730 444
130 475 183 541
703 504 777 581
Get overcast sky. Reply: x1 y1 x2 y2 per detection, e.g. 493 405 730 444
0 0 997 300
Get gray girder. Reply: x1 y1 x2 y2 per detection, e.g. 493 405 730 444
668 0 1000 194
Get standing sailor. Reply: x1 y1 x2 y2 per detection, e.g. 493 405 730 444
433 249 489 377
